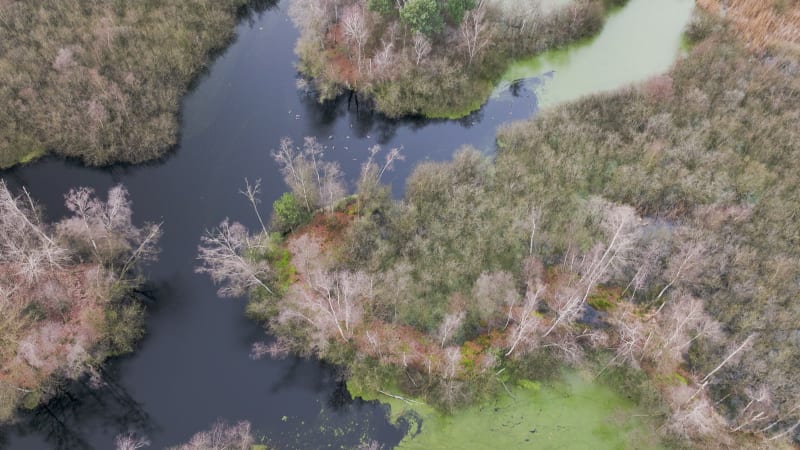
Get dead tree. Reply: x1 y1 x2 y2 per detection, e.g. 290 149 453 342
196 219 273 297
412 32 431 65
505 284 543 357
543 202 638 337
459 0 489 64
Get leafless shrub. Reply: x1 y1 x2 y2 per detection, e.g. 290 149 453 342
114 432 151 450
169 420 253 450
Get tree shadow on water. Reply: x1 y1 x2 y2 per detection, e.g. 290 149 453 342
7 368 156 450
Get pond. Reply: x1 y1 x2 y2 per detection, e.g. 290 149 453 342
497 0 695 107
0 1 691 448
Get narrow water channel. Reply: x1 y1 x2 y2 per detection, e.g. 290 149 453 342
0 1 693 448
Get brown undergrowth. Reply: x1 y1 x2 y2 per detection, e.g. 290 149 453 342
697 0 800 51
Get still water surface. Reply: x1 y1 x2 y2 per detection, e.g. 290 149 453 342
0 1 692 448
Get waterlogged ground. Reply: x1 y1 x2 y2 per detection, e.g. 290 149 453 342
350 372 660 450
497 0 694 107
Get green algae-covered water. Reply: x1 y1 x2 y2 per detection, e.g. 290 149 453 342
351 371 661 449
498 0 695 108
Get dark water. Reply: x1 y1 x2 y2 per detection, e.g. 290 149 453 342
0 3 543 449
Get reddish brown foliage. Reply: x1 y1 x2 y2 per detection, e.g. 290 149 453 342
325 23 362 86
0 263 105 390
698 0 800 51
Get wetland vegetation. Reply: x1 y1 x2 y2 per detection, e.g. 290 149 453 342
2 0 800 448
198 3 800 448
289 0 627 118
0 181 160 424
0 0 274 168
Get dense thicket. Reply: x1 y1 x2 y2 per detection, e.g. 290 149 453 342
199 9 800 449
290 0 613 117
496 24 800 445
0 181 160 423
0 0 272 168
697 0 800 51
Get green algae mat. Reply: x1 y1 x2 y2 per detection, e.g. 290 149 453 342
498 0 695 109
352 371 660 449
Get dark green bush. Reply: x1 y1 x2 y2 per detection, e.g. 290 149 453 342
271 192 309 234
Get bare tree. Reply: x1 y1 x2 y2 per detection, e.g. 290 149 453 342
623 237 668 300
59 185 161 282
526 207 540 256
412 32 431 65
647 240 706 318
272 137 345 213
196 220 273 297
667 390 727 441
443 346 462 379
543 201 639 337
0 182 160 422
699 334 756 386
379 261 413 323
371 40 396 80
118 222 162 279
169 420 253 450
505 284 543 357
342 4 369 72
319 159 346 212
279 235 372 344
459 0 490 64
289 0 337 46
731 385 776 432
272 137 316 213
250 336 292 360
498 0 541 35
240 178 268 235
114 433 150 450
605 302 649 370
294 269 371 341
288 233 324 275
437 311 465 348
357 145 404 207
652 293 721 370
357 440 382 450
0 181 69 283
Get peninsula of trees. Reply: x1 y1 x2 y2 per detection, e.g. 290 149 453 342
199 6 800 448
0 181 160 423
290 0 623 117
0 0 273 168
